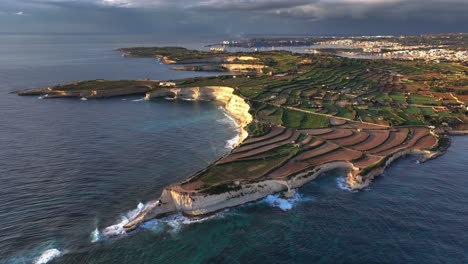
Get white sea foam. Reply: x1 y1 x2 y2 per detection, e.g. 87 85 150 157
33 249 62 264
225 134 240 149
131 98 145 102
90 228 100 243
181 98 195 101
217 107 241 149
336 177 358 193
100 202 148 240
159 213 222 233
80 97 87 101
264 192 309 211
99 208 223 239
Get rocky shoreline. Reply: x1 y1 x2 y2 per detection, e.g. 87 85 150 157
16 83 449 234
123 146 443 231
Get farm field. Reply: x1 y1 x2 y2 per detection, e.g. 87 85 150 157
19 47 467 192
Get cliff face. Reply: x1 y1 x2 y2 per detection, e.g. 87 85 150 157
219 64 264 73
147 86 253 145
346 149 438 190
123 161 358 231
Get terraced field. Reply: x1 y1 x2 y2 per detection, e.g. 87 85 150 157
182 118 439 193
19 46 466 193
116 47 467 130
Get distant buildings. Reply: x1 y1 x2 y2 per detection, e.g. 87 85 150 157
159 81 176 87
210 47 226 52
383 49 468 62
315 38 467 62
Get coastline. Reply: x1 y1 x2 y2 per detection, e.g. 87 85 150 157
123 144 444 231
145 86 253 147
15 84 449 233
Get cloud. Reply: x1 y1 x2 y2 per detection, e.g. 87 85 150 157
21 0 468 23
15 11 24 15
1 0 466 35
190 0 468 22
192 0 313 11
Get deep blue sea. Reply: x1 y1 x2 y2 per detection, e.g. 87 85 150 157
0 34 467 264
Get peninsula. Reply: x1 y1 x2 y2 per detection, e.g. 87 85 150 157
17 44 467 232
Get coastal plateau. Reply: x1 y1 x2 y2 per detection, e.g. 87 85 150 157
17 46 467 232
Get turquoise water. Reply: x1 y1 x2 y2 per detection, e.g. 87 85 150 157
1 34 468 264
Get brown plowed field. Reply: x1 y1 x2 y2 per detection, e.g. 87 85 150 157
352 155 382 169
242 126 285 145
370 128 409 154
303 137 326 149
299 135 313 145
268 159 310 179
332 131 369 147
301 128 334 136
318 129 354 140
330 118 347 126
219 131 301 164
376 128 433 155
413 134 437 150
297 142 340 162
352 130 390 151
342 123 388 130
236 129 293 153
307 148 363 166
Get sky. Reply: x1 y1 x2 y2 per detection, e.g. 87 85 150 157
0 0 467 36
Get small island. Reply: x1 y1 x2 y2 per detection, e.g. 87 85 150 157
17 42 467 232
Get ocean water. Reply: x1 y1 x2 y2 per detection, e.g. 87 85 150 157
1 34 468 264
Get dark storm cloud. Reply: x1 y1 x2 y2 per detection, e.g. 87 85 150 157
0 0 467 35
191 0 314 11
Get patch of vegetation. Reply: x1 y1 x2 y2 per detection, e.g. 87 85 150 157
200 183 242 195
247 122 271 137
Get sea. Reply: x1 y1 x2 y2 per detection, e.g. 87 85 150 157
0 34 467 264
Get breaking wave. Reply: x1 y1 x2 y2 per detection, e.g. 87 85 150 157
142 213 223 234
225 134 240 149
33 248 62 264
94 202 150 241
336 176 358 193
217 107 240 149
263 192 312 211
90 228 100 243
131 97 147 102
93 204 224 241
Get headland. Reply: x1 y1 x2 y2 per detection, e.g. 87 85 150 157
17 43 467 232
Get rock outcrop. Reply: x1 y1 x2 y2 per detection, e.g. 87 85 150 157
123 161 359 231
17 85 152 98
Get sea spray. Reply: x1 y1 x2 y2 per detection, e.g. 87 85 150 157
100 202 150 239
218 106 241 149
33 249 62 264
99 209 225 240
131 97 147 102
90 228 100 243
336 176 358 193
263 192 312 211
225 134 240 149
